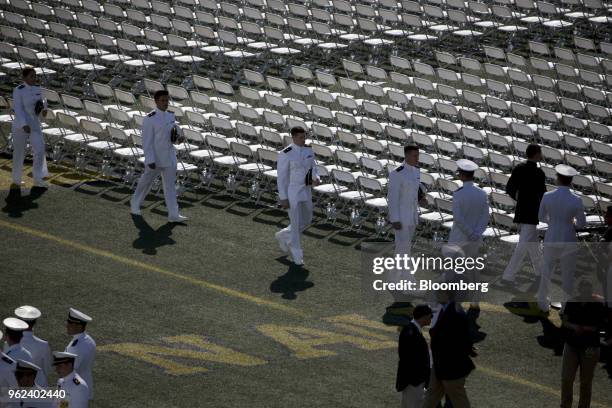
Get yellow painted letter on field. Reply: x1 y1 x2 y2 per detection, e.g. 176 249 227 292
100 335 266 376
256 324 395 360
164 335 266 367
323 314 397 341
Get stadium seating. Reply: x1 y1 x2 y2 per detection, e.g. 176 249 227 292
0 0 610 240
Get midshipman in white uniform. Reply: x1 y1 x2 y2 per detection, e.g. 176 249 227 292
130 89 187 223
2 318 33 365
64 309 95 401
537 164 586 312
275 127 320 266
387 145 423 256
11 67 49 188
14 306 51 387
52 352 88 408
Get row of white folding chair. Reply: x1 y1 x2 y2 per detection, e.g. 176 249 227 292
483 41 612 78
0 8 264 69
434 55 612 107
389 54 612 109
292 57 612 129
287 67 612 144
527 40 612 73
39 70 612 182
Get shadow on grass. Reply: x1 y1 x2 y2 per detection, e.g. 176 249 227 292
131 214 183 255
1 186 47 217
270 262 314 300
503 301 565 355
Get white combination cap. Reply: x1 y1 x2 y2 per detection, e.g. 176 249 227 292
14 305 41 322
456 159 478 172
52 351 78 365
16 359 41 372
67 308 92 324
555 164 579 177
3 317 28 331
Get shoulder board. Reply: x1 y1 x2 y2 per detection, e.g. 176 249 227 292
71 339 78 347
282 146 292 153
17 84 25 89
456 187 463 192
395 165 404 172
73 377 80 385
1 355 14 364
147 111 156 117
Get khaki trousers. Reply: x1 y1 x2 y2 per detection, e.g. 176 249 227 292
422 369 471 408
560 344 600 408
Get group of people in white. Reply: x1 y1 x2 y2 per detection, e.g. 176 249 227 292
8 66 610 408
0 306 95 408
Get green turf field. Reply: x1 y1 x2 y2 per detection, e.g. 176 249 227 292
1 156 611 408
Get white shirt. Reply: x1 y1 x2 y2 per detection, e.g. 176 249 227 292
21 331 52 387
4 344 33 365
449 181 490 243
12 83 47 132
55 371 88 408
65 333 95 399
539 186 586 243
142 108 180 168
387 162 421 226
276 143 319 203
410 319 423 333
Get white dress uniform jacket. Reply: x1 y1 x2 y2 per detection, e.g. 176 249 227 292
0 352 17 396
4 345 33 365
448 181 490 244
538 186 586 242
65 333 95 400
142 109 179 168
11 83 49 184
387 163 421 259
21 332 52 387
275 143 319 264
387 163 421 227
537 186 587 311
276 144 318 204
11 83 46 133
55 372 88 408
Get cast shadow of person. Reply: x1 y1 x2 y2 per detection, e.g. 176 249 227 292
270 263 314 300
131 214 179 255
2 186 48 218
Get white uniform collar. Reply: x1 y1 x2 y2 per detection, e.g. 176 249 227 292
411 319 422 333
22 331 33 339
72 332 86 341
22 82 32 89
5 344 21 353
403 161 418 171
59 371 76 384
557 185 570 191
462 180 474 187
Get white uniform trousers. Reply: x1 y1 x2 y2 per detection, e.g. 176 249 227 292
537 244 577 311
401 383 425 408
391 225 417 293
11 128 48 183
277 200 313 263
394 225 416 256
132 165 179 218
502 224 542 282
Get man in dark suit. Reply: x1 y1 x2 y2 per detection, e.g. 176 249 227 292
396 305 433 408
502 144 547 284
423 292 475 408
